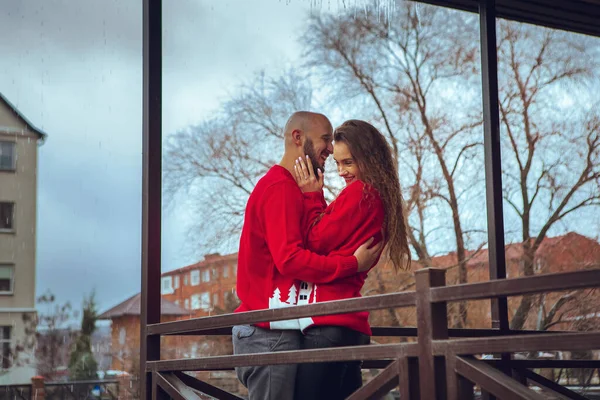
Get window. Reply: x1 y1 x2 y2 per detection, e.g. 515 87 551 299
0 203 14 231
223 266 229 278
184 274 188 285
190 294 200 310
119 327 126 345
161 276 173 294
201 269 210 283
0 326 10 369
191 293 211 310
174 299 180 305
184 299 189 309
201 292 211 310
212 267 218 279
191 270 200 286
0 142 15 171
174 275 180 289
0 265 14 294
213 292 219 307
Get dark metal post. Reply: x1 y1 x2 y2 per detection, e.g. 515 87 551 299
479 0 509 333
141 0 162 399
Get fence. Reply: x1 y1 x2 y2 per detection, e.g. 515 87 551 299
144 267 600 399
138 0 600 398
0 377 138 400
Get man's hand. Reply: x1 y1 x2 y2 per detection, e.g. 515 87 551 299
354 237 384 272
293 155 324 193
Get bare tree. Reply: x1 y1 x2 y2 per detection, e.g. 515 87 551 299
162 2 600 334
302 3 485 327
497 21 600 330
164 69 314 254
35 292 75 379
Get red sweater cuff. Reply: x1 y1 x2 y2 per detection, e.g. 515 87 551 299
341 256 358 274
303 191 324 200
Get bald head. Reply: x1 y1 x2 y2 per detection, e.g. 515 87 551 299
284 111 332 144
281 111 334 174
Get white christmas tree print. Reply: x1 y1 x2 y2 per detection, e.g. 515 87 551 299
269 287 282 309
269 285 301 330
286 284 298 305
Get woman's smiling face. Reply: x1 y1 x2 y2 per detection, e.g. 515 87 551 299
333 141 360 186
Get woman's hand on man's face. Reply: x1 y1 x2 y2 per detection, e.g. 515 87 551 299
293 155 324 193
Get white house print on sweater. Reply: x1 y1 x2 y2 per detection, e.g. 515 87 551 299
298 281 316 331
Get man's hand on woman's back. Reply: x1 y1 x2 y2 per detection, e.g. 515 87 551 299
354 237 384 272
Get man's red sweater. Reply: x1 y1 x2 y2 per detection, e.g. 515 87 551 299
235 165 359 330
298 180 385 336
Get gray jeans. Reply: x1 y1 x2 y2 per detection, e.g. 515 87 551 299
232 325 302 400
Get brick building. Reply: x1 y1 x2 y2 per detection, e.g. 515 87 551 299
161 253 239 316
97 293 191 373
365 232 600 332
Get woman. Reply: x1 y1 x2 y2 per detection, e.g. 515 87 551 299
292 119 411 399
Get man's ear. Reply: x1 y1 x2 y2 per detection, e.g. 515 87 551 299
292 129 303 146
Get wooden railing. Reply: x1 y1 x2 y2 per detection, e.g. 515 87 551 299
144 267 600 399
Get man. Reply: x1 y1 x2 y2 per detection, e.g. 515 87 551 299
233 111 382 400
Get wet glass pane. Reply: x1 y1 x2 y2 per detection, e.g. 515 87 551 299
1 0 141 383
160 0 485 395
497 19 600 335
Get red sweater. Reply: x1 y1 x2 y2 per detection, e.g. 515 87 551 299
298 180 385 336
235 165 359 330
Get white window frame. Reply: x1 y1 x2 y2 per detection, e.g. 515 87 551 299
191 270 200 286
0 141 16 171
0 265 14 295
184 299 190 309
190 294 200 310
201 269 210 283
223 266 229 278
183 274 188 285
200 292 211 310
161 276 173 295
213 292 219 307
173 275 180 289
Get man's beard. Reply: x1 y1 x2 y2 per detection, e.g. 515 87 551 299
303 138 325 175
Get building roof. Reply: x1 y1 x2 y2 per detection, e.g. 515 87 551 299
163 252 238 276
97 293 190 320
0 91 48 141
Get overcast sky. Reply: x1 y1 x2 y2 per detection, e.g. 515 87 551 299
0 0 342 316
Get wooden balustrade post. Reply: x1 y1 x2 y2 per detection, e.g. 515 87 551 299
416 268 448 400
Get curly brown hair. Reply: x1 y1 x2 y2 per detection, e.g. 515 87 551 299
334 120 411 271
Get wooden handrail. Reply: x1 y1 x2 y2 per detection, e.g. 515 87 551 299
147 291 416 336
431 268 600 302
